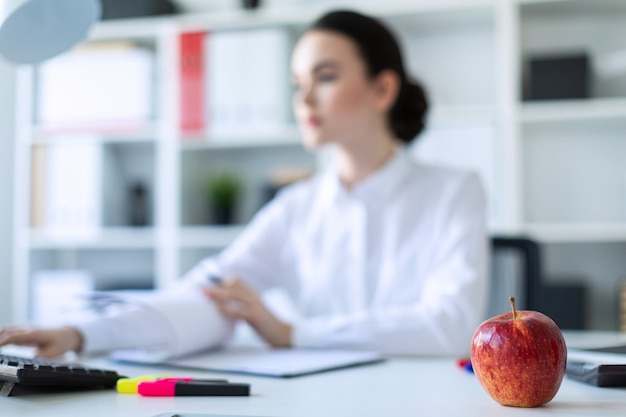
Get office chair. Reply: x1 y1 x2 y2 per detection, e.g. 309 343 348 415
487 236 542 318
488 236 586 329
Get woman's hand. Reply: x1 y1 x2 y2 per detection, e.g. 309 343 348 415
203 278 292 348
0 326 84 359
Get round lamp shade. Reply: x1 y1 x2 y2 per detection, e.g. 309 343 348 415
0 0 101 64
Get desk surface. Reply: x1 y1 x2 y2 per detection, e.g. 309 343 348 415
2 331 626 417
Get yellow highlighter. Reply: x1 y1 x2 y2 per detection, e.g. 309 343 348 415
117 375 171 394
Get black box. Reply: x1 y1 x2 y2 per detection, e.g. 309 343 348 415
525 53 590 101
538 283 587 330
100 0 178 20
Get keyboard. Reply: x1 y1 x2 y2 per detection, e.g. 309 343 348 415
0 354 125 396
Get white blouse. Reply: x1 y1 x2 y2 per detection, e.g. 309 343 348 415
77 146 488 357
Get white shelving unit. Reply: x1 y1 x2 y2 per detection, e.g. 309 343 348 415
11 0 626 323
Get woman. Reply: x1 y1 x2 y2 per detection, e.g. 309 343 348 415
0 10 487 358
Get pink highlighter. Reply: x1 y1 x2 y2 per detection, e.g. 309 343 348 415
137 378 250 397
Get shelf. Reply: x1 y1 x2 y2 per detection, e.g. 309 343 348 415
28 123 158 145
179 106 496 150
520 98 626 123
180 126 301 150
29 227 156 250
179 225 245 248
523 223 626 243
87 0 496 40
89 18 169 42
519 0 626 16
177 0 496 31
428 105 496 127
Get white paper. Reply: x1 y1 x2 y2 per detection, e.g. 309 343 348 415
568 348 626 365
99 289 233 358
31 270 94 325
113 346 384 378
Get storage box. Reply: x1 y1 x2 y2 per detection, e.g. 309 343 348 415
101 0 177 20
525 53 590 100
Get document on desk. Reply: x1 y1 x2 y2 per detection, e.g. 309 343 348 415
568 345 626 365
112 347 385 378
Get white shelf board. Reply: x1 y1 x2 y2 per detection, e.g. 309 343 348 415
28 123 158 145
180 126 301 150
179 225 245 248
178 0 496 31
88 0 496 40
29 227 156 250
89 17 170 42
522 223 626 243
521 98 626 123
428 105 496 127
179 106 496 150
518 0 626 15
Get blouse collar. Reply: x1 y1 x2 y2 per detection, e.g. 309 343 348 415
318 144 414 206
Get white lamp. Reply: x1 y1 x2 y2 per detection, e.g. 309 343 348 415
0 0 101 64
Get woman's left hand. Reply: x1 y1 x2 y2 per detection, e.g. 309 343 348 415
203 277 292 348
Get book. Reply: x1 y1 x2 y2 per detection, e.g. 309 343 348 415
30 144 47 229
180 32 206 135
36 42 154 133
38 139 103 238
620 280 626 332
205 27 291 141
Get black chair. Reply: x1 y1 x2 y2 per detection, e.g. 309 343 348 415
487 236 542 318
488 236 586 329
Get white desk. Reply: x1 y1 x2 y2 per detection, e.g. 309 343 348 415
2 331 626 417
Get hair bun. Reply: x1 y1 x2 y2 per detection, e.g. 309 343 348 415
392 79 429 144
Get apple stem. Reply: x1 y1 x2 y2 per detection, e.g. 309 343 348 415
509 296 517 320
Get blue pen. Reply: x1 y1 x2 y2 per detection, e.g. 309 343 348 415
208 274 223 286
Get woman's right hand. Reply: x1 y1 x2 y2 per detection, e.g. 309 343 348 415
0 326 84 359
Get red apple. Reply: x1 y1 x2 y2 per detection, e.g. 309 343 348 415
470 297 567 408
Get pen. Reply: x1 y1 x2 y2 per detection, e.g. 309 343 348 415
138 379 250 397
207 274 223 286
457 358 474 374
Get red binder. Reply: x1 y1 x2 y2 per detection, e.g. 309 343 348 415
179 32 206 134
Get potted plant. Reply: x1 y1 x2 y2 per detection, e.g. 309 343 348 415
204 171 243 225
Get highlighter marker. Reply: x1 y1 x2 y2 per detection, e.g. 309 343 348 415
117 374 171 394
138 379 250 397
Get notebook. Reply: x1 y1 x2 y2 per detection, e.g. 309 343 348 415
567 344 626 365
111 347 385 378
566 345 626 387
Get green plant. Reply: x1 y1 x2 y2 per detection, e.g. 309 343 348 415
204 170 243 209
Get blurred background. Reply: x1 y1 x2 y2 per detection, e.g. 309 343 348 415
1 0 626 333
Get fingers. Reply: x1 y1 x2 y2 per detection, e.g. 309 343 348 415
202 277 263 321
0 327 81 359
205 278 256 304
212 299 250 320
0 327 35 347
36 343 68 359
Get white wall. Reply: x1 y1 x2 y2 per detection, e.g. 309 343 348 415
0 58 15 325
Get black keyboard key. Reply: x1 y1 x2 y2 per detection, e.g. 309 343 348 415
0 353 125 396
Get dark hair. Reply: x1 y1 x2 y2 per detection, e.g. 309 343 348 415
309 10 429 144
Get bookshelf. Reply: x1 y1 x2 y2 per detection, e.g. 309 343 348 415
11 0 626 323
